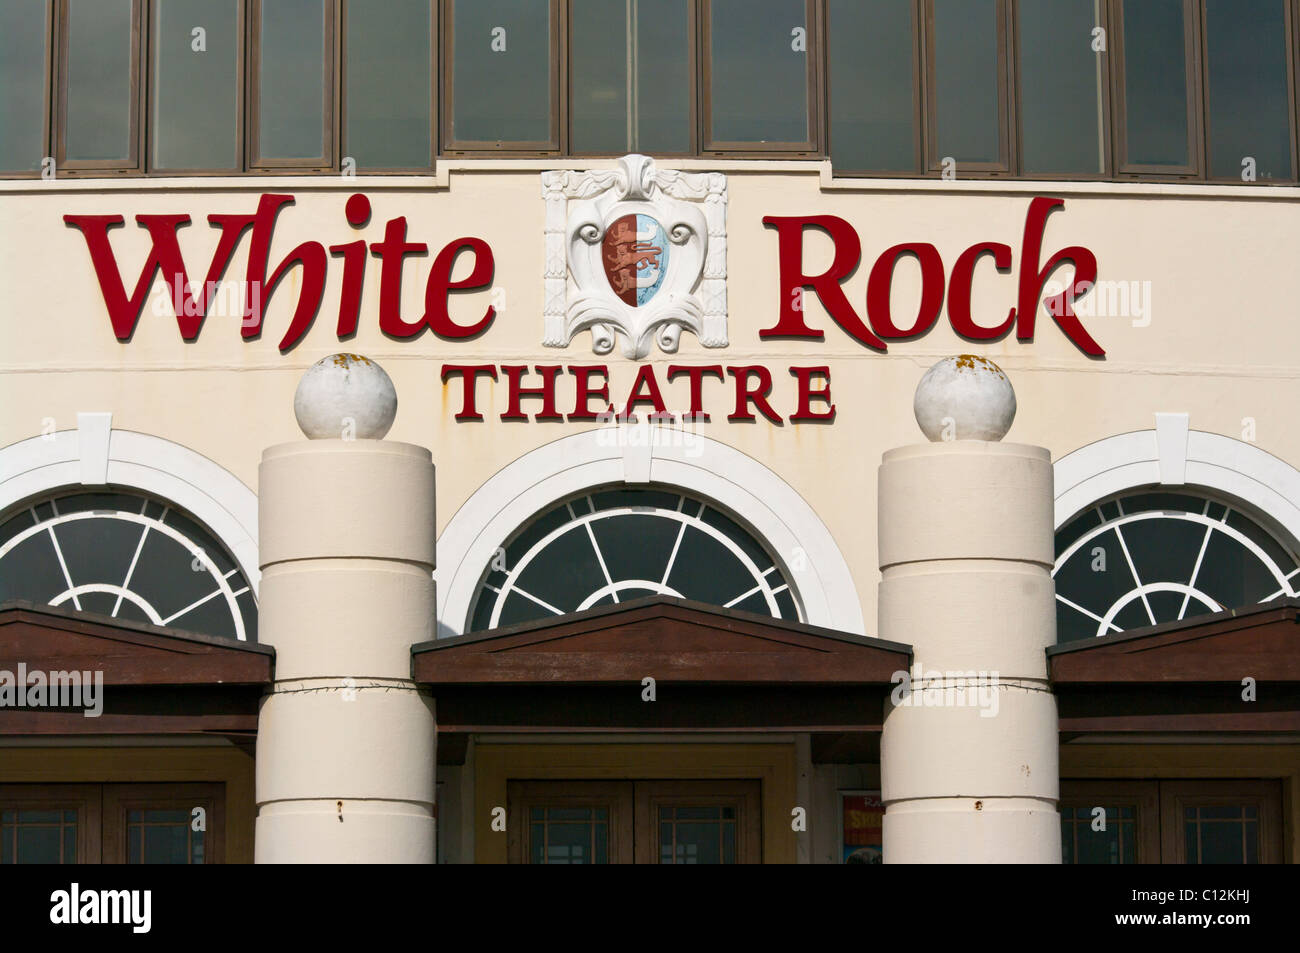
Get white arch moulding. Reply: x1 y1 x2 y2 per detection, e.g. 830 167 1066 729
0 414 261 594
435 426 866 638
1053 416 1300 550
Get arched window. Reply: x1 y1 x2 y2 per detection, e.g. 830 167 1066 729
0 490 257 641
1053 490 1300 642
469 488 802 631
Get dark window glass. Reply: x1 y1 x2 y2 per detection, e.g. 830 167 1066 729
257 0 327 161
1018 0 1104 174
0 0 48 172
64 0 136 162
126 808 203 863
659 805 737 863
1205 0 1293 180
529 806 606 863
570 0 691 154
1 809 77 864
708 0 810 146
827 0 916 172
931 0 1003 165
345 0 431 169
451 0 552 145
1119 0 1192 168
151 0 239 170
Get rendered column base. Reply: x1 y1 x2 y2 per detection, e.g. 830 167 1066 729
256 801 435 864
883 798 1062 863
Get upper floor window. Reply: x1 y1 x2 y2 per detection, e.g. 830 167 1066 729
469 488 802 632
0 490 257 641
1053 490 1300 642
2 0 1298 180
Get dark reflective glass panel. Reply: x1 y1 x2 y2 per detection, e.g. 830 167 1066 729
1 809 77 864
0 0 48 172
452 0 552 144
1018 0 1104 174
658 805 737 864
709 0 809 145
1205 0 1292 181
151 0 239 170
64 0 136 162
932 0 1003 165
1184 806 1258 864
257 0 327 160
345 0 431 169
827 0 916 172
126 808 202 864
528 806 608 864
1061 805 1137 863
571 0 691 154
1120 0 1191 168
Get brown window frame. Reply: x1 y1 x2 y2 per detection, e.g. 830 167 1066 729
1109 0 1203 179
54 0 146 176
921 0 1014 177
0 782 224 864
1009 0 1113 182
0 0 55 179
1197 0 1299 184
821 0 923 177
440 0 563 156
507 780 634 864
0 783 102 864
1058 780 1160 863
1160 779 1283 864
565 0 699 159
339 0 438 173
247 0 338 172
146 0 247 177
633 779 761 864
700 0 822 156
102 782 225 864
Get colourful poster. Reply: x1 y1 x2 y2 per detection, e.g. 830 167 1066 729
842 793 884 864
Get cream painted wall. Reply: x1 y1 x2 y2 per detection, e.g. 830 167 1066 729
3 165 1299 635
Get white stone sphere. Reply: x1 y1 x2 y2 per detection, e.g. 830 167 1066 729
913 354 1016 442
294 354 397 440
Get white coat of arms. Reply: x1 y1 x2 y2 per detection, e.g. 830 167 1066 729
541 154 727 360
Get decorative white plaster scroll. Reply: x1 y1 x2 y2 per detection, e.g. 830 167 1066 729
541 154 727 359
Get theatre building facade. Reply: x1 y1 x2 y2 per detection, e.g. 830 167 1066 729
2 0 1300 864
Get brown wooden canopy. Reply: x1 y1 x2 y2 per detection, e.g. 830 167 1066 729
1049 598 1300 735
412 596 912 761
0 600 273 737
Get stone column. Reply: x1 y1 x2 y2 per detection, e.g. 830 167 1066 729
255 355 437 863
878 356 1060 863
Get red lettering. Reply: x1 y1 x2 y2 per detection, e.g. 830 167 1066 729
1017 196 1103 356
727 366 783 423
502 365 564 421
424 237 496 339
866 243 944 339
760 215 886 350
328 193 372 339
948 242 1014 340
370 215 428 337
623 365 674 422
440 364 498 421
568 365 613 420
667 364 725 422
63 211 254 340
789 366 835 422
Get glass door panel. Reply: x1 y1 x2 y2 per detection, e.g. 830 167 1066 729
634 780 761 864
1161 781 1282 864
0 785 101 864
508 782 634 864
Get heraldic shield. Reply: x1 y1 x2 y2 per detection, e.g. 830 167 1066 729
542 154 728 360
